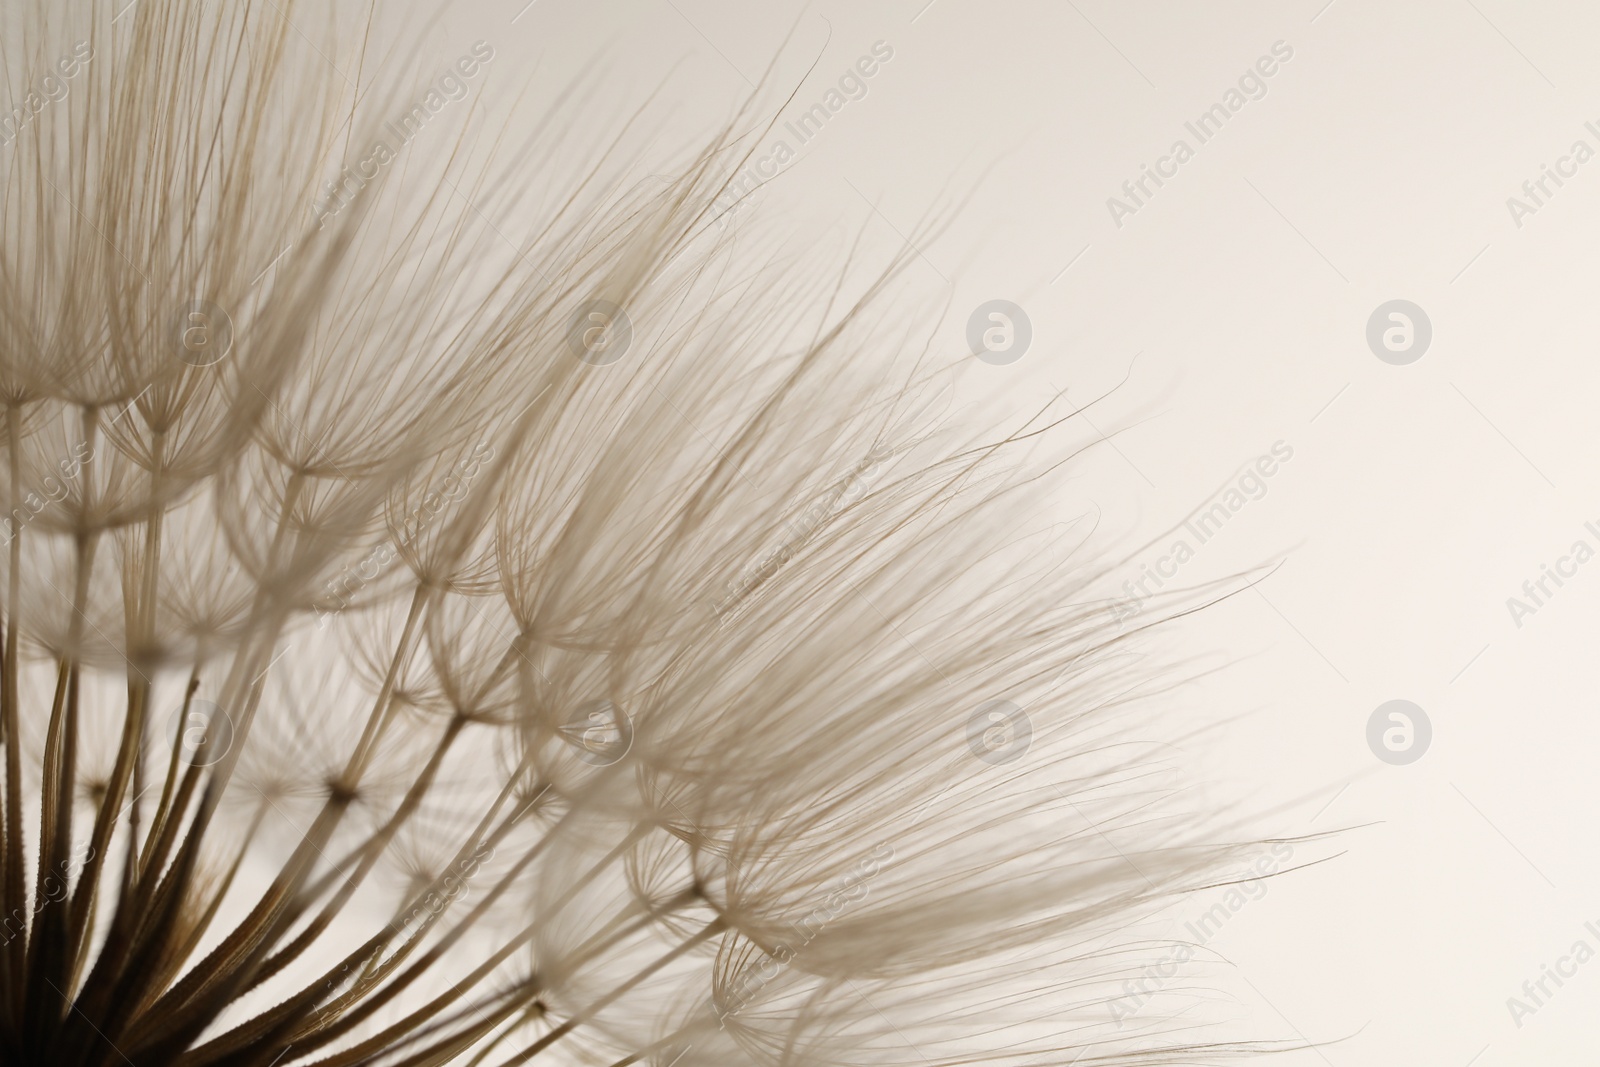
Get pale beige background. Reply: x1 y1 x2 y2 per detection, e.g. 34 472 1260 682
334 0 1600 1060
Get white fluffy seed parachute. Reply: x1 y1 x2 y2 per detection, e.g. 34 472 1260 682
0 2 1293 1065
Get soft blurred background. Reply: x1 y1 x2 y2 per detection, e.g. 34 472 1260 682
240 0 1600 1060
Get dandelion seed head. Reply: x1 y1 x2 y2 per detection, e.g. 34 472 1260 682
0 2 1296 1064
